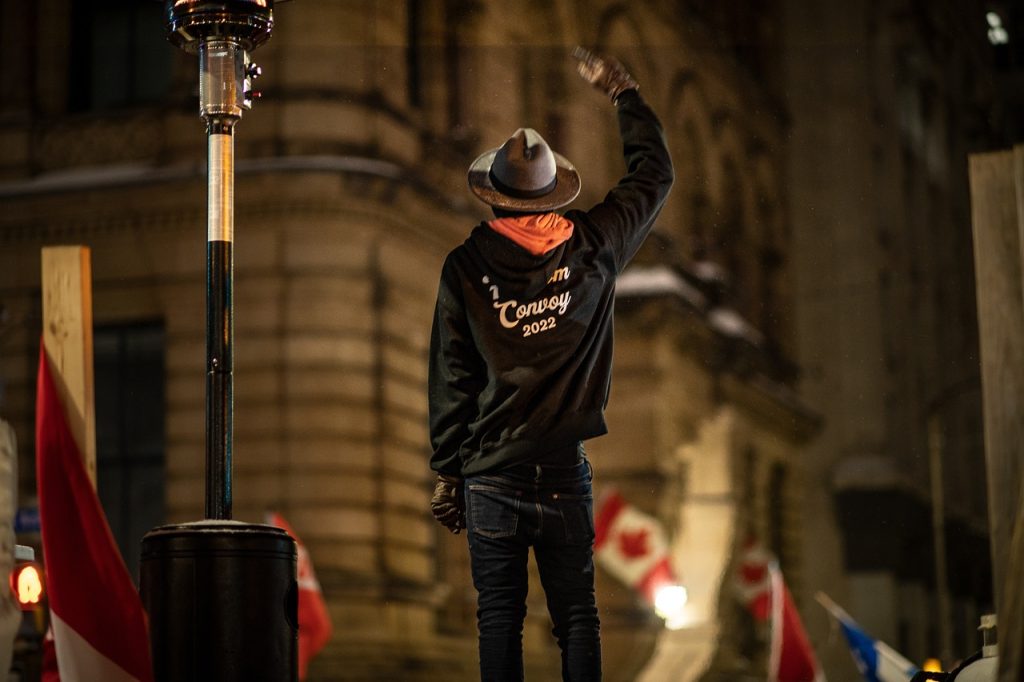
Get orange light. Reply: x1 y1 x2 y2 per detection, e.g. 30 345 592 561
922 658 943 672
10 564 44 610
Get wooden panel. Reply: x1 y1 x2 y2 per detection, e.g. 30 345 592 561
968 147 1024 682
41 245 96 487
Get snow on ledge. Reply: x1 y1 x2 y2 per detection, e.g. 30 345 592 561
0 155 404 199
707 307 764 346
616 265 706 308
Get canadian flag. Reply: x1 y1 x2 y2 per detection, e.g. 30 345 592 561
266 511 332 680
735 537 825 682
35 345 154 682
593 488 676 603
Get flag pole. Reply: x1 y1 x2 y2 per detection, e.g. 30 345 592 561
814 591 848 621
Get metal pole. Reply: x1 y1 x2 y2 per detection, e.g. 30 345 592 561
205 122 234 518
199 38 244 519
928 416 954 667
165 6 269 518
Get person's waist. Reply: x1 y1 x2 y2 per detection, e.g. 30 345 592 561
481 442 587 483
531 441 584 466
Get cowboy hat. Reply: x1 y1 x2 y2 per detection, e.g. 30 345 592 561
467 128 581 211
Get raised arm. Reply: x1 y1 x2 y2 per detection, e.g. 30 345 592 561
573 48 674 272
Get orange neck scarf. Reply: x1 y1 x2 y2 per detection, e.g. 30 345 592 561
488 213 574 256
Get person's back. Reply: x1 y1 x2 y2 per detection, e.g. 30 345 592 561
428 48 673 681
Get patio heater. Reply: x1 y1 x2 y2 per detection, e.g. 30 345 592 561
139 2 298 680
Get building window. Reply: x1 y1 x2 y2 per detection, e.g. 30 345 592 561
443 13 464 133
68 0 172 112
94 322 166 581
407 0 423 108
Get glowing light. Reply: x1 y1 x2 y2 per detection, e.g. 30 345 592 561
922 658 943 672
987 12 1009 45
11 564 43 608
653 584 689 630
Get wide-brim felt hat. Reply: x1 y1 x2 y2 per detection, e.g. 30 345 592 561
468 128 581 211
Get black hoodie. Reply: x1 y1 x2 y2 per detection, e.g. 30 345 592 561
429 90 674 477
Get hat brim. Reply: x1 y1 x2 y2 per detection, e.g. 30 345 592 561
467 149 581 212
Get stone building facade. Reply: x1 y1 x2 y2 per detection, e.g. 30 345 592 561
7 0 986 680
783 1 1001 678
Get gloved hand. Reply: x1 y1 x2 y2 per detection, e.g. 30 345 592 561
572 46 639 104
430 474 466 534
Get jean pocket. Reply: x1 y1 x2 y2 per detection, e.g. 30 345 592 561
551 492 594 546
467 484 519 539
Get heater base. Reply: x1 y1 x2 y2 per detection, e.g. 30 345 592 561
140 521 298 682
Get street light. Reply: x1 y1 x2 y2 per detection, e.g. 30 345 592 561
653 584 690 630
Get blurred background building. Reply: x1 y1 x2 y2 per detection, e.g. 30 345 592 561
784 2 1013 676
0 0 1017 680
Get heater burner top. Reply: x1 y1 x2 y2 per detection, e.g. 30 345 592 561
166 0 274 51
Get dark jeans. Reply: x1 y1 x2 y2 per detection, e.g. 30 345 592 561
464 445 601 682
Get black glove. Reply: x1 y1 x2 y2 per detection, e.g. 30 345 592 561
572 46 639 104
431 474 466 534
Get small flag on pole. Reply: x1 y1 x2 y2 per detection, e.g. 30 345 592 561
593 488 676 604
735 538 826 682
36 344 154 682
266 511 332 680
593 489 689 627
816 592 919 682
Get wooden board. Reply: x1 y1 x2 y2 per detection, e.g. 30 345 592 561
40 246 96 489
968 147 1024 682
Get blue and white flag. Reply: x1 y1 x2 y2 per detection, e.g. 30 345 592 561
816 593 919 682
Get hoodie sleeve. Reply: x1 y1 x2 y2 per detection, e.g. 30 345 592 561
428 256 485 476
583 90 674 273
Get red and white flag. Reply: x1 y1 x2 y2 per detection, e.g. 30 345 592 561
266 511 332 680
593 489 676 604
41 626 59 682
735 537 825 682
36 345 154 682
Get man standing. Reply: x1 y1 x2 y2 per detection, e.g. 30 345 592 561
428 48 673 681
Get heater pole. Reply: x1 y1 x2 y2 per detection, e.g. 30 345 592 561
200 38 245 519
205 117 234 519
142 6 297 680
166 6 267 519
